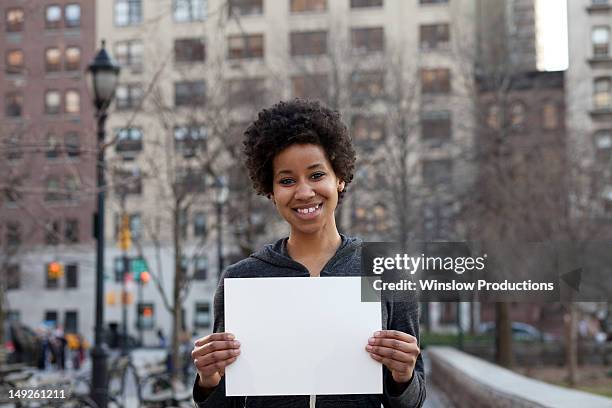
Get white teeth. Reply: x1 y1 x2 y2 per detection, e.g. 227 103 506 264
297 204 320 214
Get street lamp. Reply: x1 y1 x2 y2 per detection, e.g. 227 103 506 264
87 40 120 408
212 176 229 279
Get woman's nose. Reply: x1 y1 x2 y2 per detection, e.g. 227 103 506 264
295 181 315 199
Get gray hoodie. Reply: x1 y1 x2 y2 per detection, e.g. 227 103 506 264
193 235 426 408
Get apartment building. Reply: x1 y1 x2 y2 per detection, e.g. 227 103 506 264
95 0 478 342
1 1 97 339
566 0 612 219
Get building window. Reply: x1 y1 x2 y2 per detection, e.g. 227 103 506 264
351 27 384 53
176 167 207 193
6 92 23 117
45 90 61 114
174 125 207 157
65 132 80 158
6 264 20 290
46 134 61 159
45 5 62 29
130 214 142 240
45 220 60 245
227 78 265 108
421 111 451 146
228 0 263 16
45 48 61 72
510 101 525 129
65 264 78 288
44 311 58 327
6 8 24 32
194 257 208 280
115 40 144 71
116 128 143 155
6 135 22 161
64 311 78 333
175 38 205 62
137 303 155 330
292 74 329 102
422 159 452 186
114 167 143 196
3 182 21 205
65 4 81 27
65 90 80 114
350 0 383 8
7 222 21 246
350 71 384 105
421 68 451 94
352 115 385 151
420 0 449 4
45 178 63 202
115 0 142 26
594 129 612 164
420 23 450 50
116 84 143 110
174 0 206 22
486 104 501 129
227 34 264 59
423 201 454 240
65 175 78 201
175 81 206 106
6 50 24 74
290 31 327 56
542 102 559 130
594 77 612 109
592 26 610 58
290 0 327 13
194 212 207 237
65 219 79 243
65 47 81 71
194 302 211 328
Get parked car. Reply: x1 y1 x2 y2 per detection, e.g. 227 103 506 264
479 322 556 342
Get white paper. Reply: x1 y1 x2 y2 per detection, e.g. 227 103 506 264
224 276 382 396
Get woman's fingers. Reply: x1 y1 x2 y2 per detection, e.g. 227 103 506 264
192 332 241 382
194 350 240 376
194 332 235 348
367 337 415 354
374 330 417 344
366 330 420 384
192 339 240 359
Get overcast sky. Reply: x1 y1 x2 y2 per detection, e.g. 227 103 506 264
536 0 569 71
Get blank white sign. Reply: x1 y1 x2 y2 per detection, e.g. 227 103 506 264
224 276 382 396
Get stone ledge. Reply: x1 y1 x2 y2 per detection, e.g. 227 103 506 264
428 346 612 408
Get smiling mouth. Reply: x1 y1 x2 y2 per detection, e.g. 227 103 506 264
293 203 323 219
294 203 321 214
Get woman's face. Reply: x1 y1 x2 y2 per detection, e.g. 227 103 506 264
271 143 345 236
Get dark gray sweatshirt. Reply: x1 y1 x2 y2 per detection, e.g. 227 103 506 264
193 235 426 408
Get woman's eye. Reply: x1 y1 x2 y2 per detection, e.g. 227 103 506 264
279 178 294 185
311 172 325 180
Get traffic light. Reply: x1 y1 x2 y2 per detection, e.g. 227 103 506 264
140 271 150 284
118 213 131 251
47 262 64 279
131 258 149 283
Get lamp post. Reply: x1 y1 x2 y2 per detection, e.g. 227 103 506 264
213 176 229 279
88 40 120 408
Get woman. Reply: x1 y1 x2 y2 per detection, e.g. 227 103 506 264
192 100 425 407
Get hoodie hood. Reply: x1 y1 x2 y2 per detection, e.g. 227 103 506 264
250 234 362 276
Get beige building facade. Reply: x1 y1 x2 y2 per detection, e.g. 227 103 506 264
96 0 477 342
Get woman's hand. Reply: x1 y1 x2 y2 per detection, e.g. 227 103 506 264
366 330 420 384
192 332 241 389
